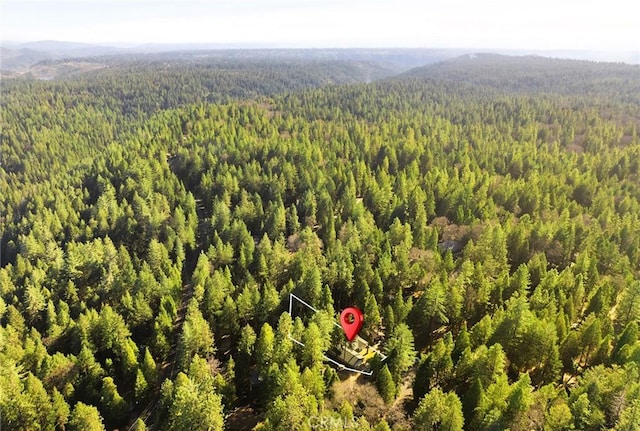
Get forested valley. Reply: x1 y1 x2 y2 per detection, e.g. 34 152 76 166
1 53 640 430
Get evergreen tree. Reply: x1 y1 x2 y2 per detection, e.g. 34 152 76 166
68 402 106 431
413 388 464 431
376 364 396 404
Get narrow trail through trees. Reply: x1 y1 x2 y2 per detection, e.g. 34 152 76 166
127 189 206 430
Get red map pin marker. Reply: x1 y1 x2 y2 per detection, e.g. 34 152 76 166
340 307 364 341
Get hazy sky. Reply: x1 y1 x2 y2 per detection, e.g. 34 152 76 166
1 0 638 50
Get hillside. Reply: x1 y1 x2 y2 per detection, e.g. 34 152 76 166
1 54 639 431
399 53 640 100
0 46 467 76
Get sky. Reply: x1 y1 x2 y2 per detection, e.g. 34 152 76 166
1 0 638 51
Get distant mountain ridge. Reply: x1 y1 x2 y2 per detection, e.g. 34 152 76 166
0 41 128 73
0 43 473 76
1 40 638 78
396 53 640 100
5 40 109 50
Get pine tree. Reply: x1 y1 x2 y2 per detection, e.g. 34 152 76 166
256 323 275 369
131 418 148 431
142 347 158 386
462 378 485 426
386 324 417 382
178 298 215 370
99 377 128 426
52 388 71 430
68 402 106 431
168 373 224 431
414 388 464 431
135 369 149 401
376 364 396 403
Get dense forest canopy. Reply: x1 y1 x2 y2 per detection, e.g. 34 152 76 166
1 53 639 430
